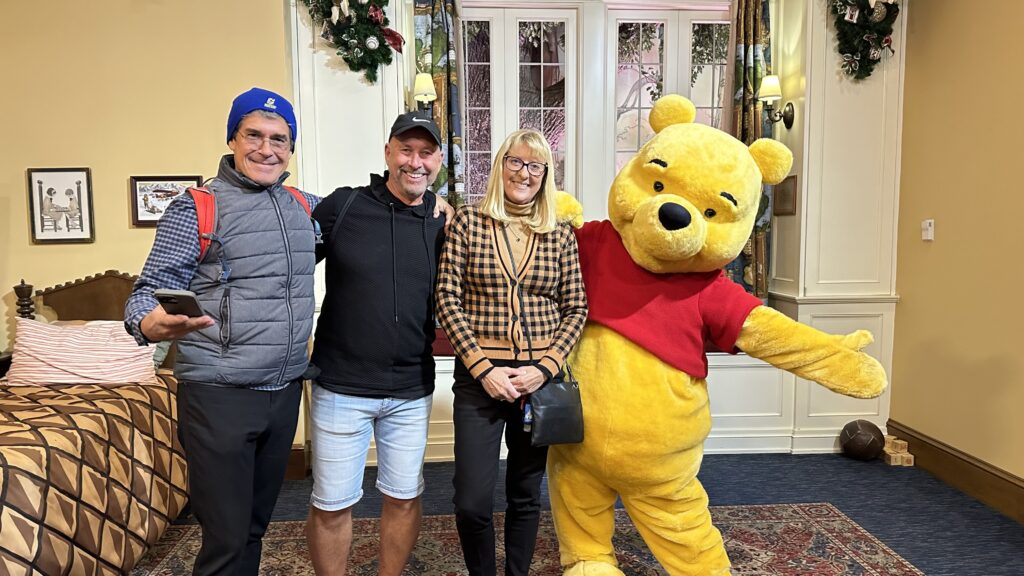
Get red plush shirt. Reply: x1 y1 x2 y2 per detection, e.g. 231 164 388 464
575 220 762 378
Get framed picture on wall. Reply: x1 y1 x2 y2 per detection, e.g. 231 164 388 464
129 175 202 227
773 174 798 216
26 167 95 244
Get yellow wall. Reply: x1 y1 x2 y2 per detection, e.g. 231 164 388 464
0 0 293 350
894 0 1024 478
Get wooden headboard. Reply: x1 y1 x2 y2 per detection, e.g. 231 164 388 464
15 269 138 321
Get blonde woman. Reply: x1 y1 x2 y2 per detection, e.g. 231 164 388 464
436 129 587 576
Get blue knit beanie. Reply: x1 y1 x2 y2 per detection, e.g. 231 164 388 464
226 87 297 150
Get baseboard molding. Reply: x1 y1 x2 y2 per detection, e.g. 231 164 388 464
285 445 309 480
887 419 1024 524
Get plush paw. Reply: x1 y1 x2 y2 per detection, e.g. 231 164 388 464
840 329 874 352
555 190 584 228
564 560 625 576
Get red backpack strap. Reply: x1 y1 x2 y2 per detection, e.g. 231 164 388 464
188 187 216 263
284 185 311 216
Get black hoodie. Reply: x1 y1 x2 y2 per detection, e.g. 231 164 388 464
310 172 445 399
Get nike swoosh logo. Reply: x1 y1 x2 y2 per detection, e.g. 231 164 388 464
412 118 431 123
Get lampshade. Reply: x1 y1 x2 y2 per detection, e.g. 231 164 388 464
757 74 782 102
413 73 437 103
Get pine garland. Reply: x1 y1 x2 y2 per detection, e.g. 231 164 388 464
829 0 900 80
302 0 405 83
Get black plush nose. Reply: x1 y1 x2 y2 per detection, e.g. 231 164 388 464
658 203 691 231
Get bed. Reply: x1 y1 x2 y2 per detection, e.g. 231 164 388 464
0 271 188 576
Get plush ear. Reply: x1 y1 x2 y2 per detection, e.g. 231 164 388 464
649 94 697 134
748 138 793 185
554 191 584 228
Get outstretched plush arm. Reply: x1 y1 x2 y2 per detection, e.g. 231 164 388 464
735 306 888 399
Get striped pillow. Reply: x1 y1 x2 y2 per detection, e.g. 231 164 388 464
6 317 156 385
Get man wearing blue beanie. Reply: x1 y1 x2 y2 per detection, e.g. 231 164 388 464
126 87 320 576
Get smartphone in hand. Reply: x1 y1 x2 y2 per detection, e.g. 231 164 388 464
154 289 206 318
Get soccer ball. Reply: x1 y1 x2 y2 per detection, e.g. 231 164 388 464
839 419 884 461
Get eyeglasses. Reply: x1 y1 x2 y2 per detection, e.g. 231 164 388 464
503 155 547 177
239 131 291 152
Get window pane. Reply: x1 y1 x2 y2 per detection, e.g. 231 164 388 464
638 108 654 144
466 152 492 204
520 109 541 131
543 109 566 151
639 23 664 65
617 23 640 64
466 64 490 108
542 65 566 107
639 65 662 107
551 151 565 190
695 107 714 126
519 66 541 107
519 22 542 63
712 23 730 61
615 152 634 173
466 109 491 152
615 108 639 151
691 64 714 107
464 21 490 63
542 22 565 64
615 64 640 108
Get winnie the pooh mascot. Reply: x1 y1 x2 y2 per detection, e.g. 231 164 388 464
548 94 887 576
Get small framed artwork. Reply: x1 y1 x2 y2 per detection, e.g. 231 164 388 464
129 175 202 227
773 174 798 216
27 167 95 244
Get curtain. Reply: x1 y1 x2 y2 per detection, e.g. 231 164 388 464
414 0 464 205
732 0 772 144
725 0 773 297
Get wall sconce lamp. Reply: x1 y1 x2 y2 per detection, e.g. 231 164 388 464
757 75 794 130
412 72 437 111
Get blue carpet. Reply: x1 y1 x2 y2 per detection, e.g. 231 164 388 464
195 453 1024 575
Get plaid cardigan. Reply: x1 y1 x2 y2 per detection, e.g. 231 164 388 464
436 205 588 381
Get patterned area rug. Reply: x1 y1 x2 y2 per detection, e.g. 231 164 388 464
131 503 922 575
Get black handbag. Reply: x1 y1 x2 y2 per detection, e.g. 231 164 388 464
528 364 583 446
500 226 584 447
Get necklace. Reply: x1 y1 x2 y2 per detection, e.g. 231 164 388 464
507 221 531 243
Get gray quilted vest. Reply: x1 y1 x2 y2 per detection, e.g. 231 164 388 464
175 157 316 387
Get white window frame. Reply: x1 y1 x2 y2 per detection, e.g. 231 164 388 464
462 7 578 197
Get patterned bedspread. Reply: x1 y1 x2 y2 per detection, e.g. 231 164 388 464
0 374 188 576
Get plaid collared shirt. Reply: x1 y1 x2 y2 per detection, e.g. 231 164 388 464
436 205 587 380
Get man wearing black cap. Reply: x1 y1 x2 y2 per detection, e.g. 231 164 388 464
305 111 447 576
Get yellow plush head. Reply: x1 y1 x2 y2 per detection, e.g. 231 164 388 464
609 94 793 273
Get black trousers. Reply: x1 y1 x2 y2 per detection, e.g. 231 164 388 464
452 360 549 576
176 380 302 576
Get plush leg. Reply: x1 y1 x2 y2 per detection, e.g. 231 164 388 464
620 477 731 576
548 454 621 574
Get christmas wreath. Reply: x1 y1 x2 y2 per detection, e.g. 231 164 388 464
829 0 900 80
302 0 405 83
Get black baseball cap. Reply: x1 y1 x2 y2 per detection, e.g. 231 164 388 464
389 111 442 146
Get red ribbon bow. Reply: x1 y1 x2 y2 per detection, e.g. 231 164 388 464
382 27 405 53
368 4 385 25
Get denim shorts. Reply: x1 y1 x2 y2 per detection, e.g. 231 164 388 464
309 384 432 511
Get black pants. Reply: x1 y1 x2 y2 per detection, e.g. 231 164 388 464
452 360 549 576
176 380 302 576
